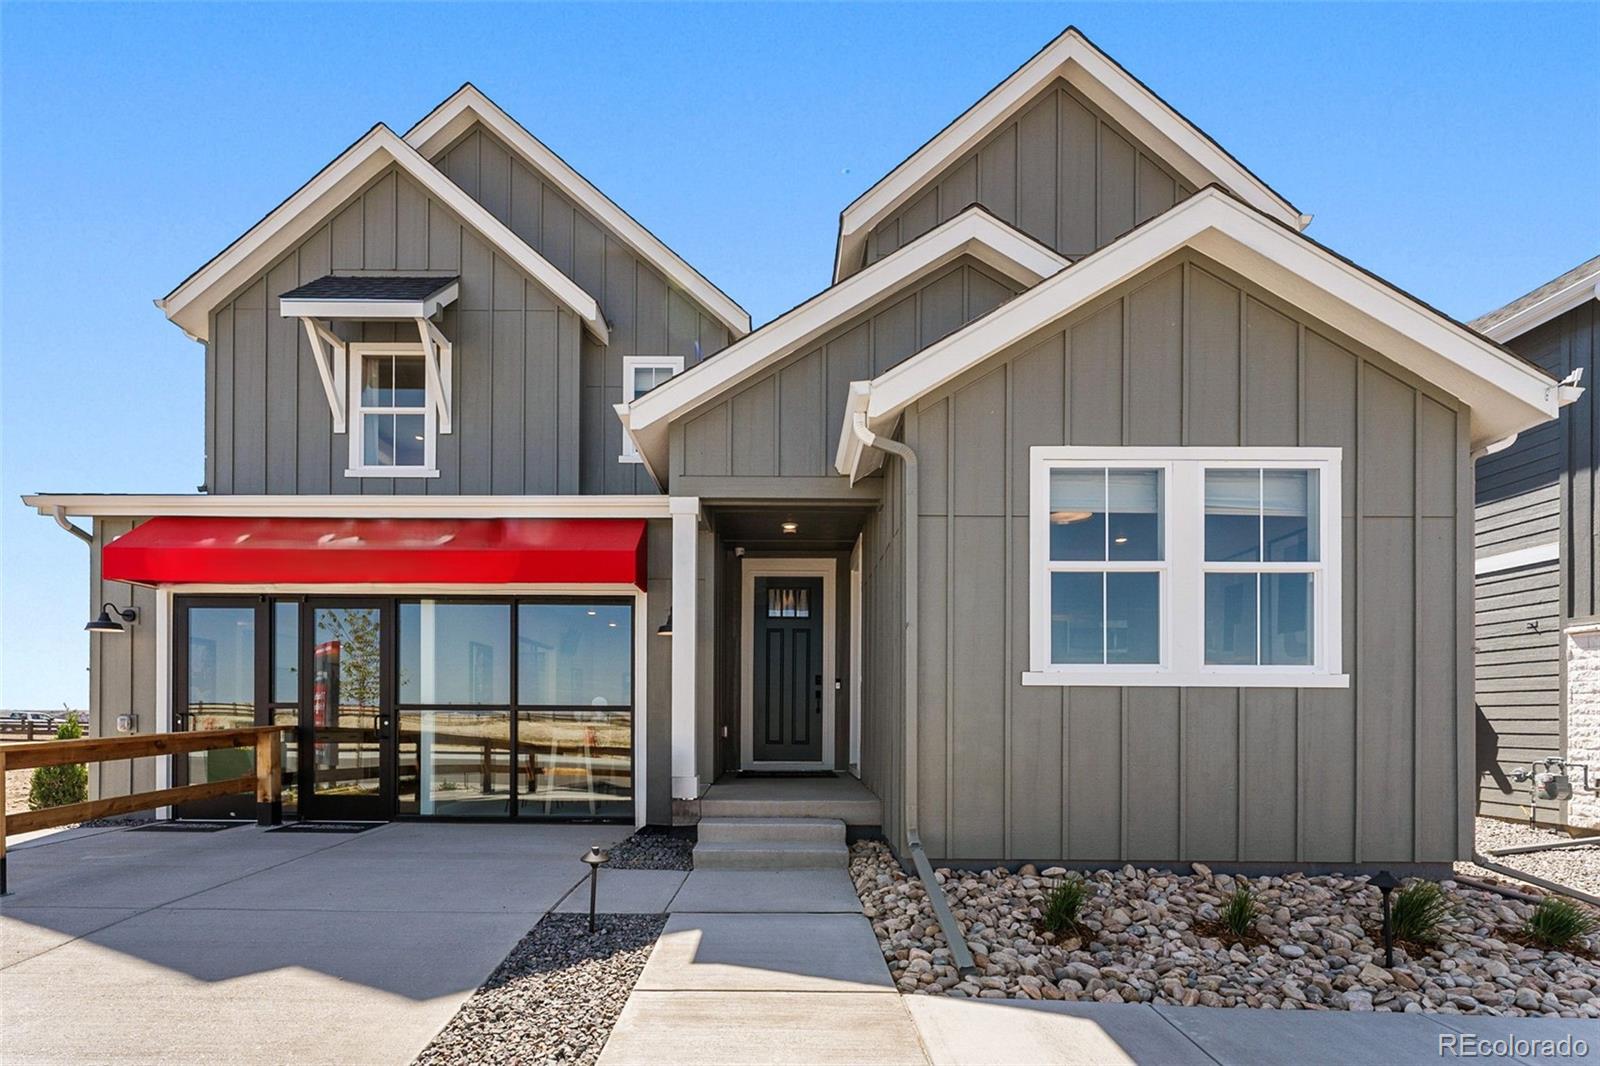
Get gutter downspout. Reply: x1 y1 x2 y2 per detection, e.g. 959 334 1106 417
51 506 93 545
852 413 977 976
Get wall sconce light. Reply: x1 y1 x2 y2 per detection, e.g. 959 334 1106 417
656 612 673 637
86 603 139 634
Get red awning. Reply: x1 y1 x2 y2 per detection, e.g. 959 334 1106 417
101 517 647 589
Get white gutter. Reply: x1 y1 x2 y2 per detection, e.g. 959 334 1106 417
23 494 675 520
50 505 93 545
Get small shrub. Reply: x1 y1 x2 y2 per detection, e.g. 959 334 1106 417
28 713 89 810
1041 877 1090 934
1523 896 1599 951
1222 886 1256 940
1390 880 1454 944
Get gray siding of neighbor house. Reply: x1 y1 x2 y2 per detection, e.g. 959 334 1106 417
669 259 1019 500
891 251 1471 866
431 124 734 495
852 81 1194 277
206 165 585 496
1472 297 1598 824
81 515 678 822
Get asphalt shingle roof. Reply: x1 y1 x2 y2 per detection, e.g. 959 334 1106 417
279 275 459 302
1470 255 1600 334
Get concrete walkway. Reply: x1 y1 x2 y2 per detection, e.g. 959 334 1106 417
1 821 631 1065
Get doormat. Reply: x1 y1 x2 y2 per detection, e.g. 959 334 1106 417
266 822 385 834
735 771 838 779
131 821 249 833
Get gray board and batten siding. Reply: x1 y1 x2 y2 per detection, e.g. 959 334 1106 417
851 79 1195 277
205 122 733 498
877 249 1472 868
669 259 1021 500
1472 296 1599 823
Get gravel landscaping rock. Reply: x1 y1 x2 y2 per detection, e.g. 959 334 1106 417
413 913 665 1066
1456 817 1600 899
602 828 693 871
850 840 1600 1017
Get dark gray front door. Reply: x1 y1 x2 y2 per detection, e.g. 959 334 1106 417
752 576 824 763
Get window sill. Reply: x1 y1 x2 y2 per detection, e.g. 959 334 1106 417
344 467 441 479
1021 670 1351 689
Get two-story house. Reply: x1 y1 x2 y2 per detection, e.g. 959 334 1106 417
1472 256 1597 828
26 28 1569 872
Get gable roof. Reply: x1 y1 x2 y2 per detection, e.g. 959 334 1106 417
833 26 1308 281
1470 254 1600 342
158 124 607 344
406 84 751 339
616 205 1070 482
836 187 1558 480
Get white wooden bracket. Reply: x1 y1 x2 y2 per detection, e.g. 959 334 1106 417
300 318 348 432
415 317 453 434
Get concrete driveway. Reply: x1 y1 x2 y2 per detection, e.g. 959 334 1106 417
1 821 628 1065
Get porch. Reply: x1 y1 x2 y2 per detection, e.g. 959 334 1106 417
673 773 883 826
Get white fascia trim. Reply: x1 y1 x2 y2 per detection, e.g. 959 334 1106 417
159 126 607 344
833 27 1305 280
837 189 1558 478
23 494 674 520
1478 274 1600 343
405 85 751 339
624 206 1069 474
1475 541 1560 576
279 281 460 321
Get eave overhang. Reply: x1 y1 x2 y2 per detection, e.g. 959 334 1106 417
836 188 1559 480
833 26 1308 282
619 206 1070 480
157 125 608 344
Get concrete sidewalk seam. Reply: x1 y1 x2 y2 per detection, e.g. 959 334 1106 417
1148 1003 1228 1065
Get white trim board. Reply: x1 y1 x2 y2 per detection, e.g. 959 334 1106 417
620 206 1068 477
1476 272 1600 343
25 493 676 520
158 125 608 344
405 84 750 339
836 188 1559 480
739 558 837 771
833 26 1307 280
1475 541 1560 576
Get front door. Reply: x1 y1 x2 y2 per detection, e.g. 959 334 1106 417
751 576 824 764
301 601 393 820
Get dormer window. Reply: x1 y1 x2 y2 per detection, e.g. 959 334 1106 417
349 343 437 477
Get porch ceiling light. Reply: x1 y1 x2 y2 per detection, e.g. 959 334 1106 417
86 603 138 634
781 520 799 535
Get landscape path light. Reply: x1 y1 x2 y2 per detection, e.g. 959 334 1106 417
581 845 610 934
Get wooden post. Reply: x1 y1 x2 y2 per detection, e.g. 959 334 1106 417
255 729 282 827
1 747 9 894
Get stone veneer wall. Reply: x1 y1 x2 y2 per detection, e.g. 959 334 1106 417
1568 626 1600 828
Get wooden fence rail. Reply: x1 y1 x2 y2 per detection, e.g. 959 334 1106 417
0 725 291 894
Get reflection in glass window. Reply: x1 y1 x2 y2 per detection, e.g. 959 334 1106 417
517 604 633 706
518 709 632 819
399 601 511 705
1203 468 1319 666
397 709 513 817
1047 467 1163 666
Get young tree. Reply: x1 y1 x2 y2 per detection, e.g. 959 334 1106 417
29 712 89 810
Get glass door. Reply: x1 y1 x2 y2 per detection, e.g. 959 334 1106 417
174 598 262 819
301 600 393 820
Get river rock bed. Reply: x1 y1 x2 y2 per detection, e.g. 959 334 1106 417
850 840 1600 1017
413 913 664 1066
602 828 694 871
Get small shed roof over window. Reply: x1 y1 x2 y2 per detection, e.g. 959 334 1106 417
278 274 460 319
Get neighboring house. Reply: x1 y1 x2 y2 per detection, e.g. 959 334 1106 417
1471 257 1598 828
24 28 1568 871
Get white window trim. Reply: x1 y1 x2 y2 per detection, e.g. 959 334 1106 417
1024 446 1348 689
619 356 683 463
346 342 439 478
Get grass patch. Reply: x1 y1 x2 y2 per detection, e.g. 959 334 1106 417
1040 877 1090 935
1390 880 1454 945
1520 896 1599 952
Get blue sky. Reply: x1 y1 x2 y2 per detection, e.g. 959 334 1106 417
2 2 1597 709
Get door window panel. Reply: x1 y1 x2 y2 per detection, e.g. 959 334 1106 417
310 607 384 799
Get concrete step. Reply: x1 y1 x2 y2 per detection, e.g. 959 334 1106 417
692 840 850 870
688 795 881 825
697 817 845 846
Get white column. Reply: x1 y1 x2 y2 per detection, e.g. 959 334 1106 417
670 496 700 799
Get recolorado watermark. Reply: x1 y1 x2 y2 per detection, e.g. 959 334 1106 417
1440 1032 1591 1059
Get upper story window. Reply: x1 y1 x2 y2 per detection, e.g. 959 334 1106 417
619 356 684 462
348 343 438 478
1025 447 1346 688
